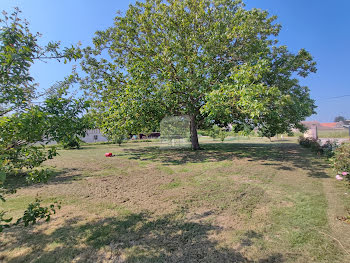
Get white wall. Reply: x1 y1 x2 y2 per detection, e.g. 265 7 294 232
81 129 109 143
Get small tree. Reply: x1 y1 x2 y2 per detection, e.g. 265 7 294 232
0 8 82 231
334 116 346 123
209 125 221 140
110 132 127 146
219 129 227 142
115 135 124 146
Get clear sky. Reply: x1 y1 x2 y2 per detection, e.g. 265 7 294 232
1 0 349 122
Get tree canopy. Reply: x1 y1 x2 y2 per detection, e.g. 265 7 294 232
334 116 346 123
80 0 316 149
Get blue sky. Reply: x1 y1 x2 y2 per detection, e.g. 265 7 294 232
1 0 349 122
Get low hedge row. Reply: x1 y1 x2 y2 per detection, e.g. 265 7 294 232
298 136 350 178
298 137 338 158
332 142 350 175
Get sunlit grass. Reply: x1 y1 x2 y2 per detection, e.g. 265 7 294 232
1 139 349 262
318 129 349 138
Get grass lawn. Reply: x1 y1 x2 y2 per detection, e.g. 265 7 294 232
1 137 350 262
318 129 349 138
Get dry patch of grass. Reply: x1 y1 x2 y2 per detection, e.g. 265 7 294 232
1 139 350 262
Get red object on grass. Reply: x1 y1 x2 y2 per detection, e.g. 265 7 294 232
105 152 112 157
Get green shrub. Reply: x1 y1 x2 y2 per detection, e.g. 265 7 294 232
26 169 53 184
298 136 314 148
197 130 210 136
219 130 227 142
321 140 339 158
332 142 350 174
298 136 322 154
298 137 340 158
61 137 82 149
209 125 221 139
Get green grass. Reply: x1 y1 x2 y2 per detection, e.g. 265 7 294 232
318 129 349 138
1 138 350 262
160 178 182 189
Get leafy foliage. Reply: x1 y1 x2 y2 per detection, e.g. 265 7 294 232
80 0 316 150
298 136 322 154
0 198 61 232
298 137 339 158
0 8 86 171
44 87 90 149
0 107 58 172
208 125 221 140
160 116 191 141
26 169 54 184
114 135 125 146
15 199 61 227
0 90 89 173
108 132 127 146
334 116 346 123
0 211 12 232
332 142 350 175
0 8 81 116
321 140 339 158
0 8 84 232
219 130 227 142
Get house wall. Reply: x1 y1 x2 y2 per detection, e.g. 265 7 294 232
81 129 109 143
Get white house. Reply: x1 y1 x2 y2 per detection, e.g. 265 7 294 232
81 129 109 143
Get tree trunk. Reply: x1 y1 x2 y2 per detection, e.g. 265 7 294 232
190 115 200 150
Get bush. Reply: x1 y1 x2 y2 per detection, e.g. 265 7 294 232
299 136 342 159
115 136 124 146
62 137 81 149
298 136 322 154
26 169 53 184
219 130 227 142
321 140 339 158
298 136 318 148
332 142 350 175
197 130 209 136
209 125 221 139
298 136 340 158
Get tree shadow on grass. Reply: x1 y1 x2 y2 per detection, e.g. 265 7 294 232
1 168 83 192
121 142 330 178
2 142 329 194
2 210 284 263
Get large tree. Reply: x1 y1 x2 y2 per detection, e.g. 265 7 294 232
81 0 316 150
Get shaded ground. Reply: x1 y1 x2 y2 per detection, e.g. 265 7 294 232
121 142 330 178
1 138 350 262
